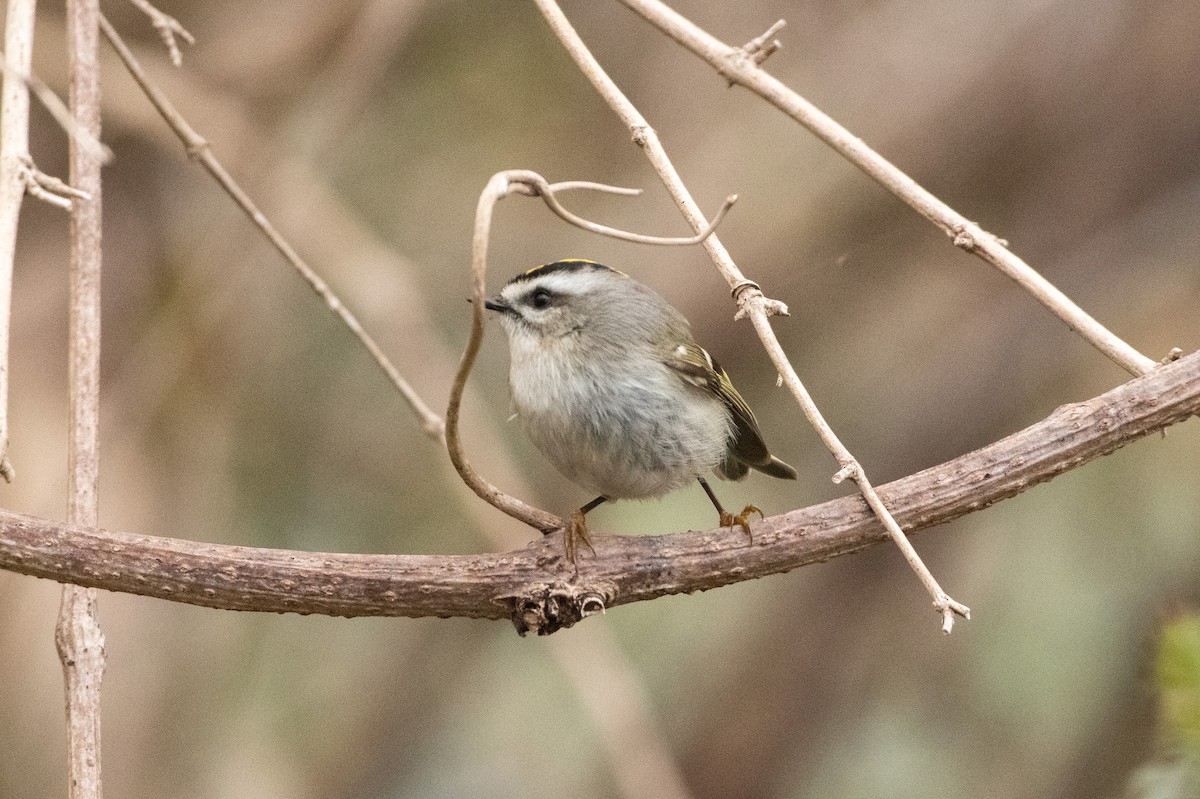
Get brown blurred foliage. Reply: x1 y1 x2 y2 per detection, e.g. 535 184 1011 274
1 1 1199 797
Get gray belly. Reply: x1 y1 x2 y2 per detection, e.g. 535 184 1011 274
514 370 731 500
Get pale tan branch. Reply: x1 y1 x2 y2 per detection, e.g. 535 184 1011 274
54 587 105 799
0 0 39 484
446 171 564 535
0 48 112 163
619 0 1160 377
23 155 92 209
1 3 97 484
509 170 737 245
2 348 1196 635
745 306 969 631
97 13 445 441
532 0 970 629
739 19 784 67
128 0 194 67
63 0 106 796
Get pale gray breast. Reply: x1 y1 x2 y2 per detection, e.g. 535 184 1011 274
515 355 732 499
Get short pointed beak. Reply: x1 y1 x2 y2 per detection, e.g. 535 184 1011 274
484 296 512 314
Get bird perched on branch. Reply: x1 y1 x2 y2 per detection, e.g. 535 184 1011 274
486 259 796 562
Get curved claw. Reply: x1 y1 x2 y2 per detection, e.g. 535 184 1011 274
720 504 764 545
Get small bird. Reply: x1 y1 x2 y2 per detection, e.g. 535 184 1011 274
485 259 796 562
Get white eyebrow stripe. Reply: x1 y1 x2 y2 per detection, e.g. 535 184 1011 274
503 268 613 301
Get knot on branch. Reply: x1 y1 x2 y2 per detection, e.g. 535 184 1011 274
832 461 860 484
732 280 789 321
184 137 211 161
501 581 615 636
950 222 1007 252
951 224 978 252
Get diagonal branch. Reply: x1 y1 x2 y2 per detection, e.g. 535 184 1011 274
532 0 971 630
619 0 1161 377
128 0 194 67
97 13 446 441
2 348 1197 635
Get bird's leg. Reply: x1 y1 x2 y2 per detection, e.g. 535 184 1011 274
697 476 762 545
560 495 605 565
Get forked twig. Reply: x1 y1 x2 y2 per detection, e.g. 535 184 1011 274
445 169 730 541
533 0 970 631
620 0 1163 377
98 13 445 440
22 156 92 209
128 0 194 67
739 19 784 66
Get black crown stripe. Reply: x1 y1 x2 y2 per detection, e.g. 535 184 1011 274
506 259 627 285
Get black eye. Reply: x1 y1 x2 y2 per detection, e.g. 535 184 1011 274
530 288 553 309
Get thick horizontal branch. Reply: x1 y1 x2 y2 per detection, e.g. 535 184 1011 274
1 350 1197 634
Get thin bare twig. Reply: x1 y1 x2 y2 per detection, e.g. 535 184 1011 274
59 1 106 796
128 0 194 67
97 13 446 441
0 49 112 164
739 19 784 66
3 347 1197 631
445 172 568 537
0 0 38 485
619 0 1162 377
532 0 970 631
0 4 100 484
445 169 733 543
23 155 92 209
508 170 738 245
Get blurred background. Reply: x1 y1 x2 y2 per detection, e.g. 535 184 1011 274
2 0 1199 797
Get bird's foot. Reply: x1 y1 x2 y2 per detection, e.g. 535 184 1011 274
720 505 763 545
563 508 596 566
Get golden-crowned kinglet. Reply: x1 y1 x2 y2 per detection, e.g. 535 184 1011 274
485 259 796 561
